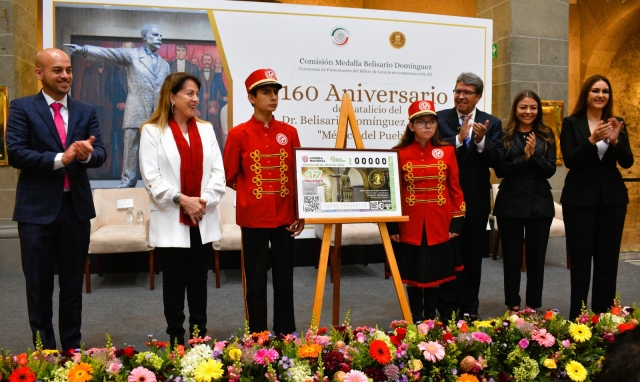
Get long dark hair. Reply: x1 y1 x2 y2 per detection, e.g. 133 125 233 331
393 117 449 149
503 90 554 151
571 74 613 120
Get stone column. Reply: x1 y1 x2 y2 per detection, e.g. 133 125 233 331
478 0 569 196
0 0 38 220
479 0 569 122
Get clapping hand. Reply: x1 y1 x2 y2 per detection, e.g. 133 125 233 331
607 118 624 146
588 120 611 145
524 133 536 161
472 120 490 143
73 136 96 161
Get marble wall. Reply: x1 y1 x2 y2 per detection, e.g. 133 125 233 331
608 23 640 200
0 0 38 220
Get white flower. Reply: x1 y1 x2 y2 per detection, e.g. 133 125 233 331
180 344 214 382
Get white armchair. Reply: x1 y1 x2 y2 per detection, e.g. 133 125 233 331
212 187 242 288
87 188 154 293
314 223 390 282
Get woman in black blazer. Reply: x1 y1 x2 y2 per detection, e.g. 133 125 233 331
494 90 556 313
561 74 634 320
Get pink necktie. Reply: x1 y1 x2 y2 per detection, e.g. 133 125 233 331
51 102 70 190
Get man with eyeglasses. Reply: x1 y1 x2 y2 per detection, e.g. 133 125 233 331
435 72 506 321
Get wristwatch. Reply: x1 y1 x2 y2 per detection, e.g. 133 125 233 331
173 192 182 204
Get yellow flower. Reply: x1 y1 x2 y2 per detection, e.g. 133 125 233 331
565 360 587 382
68 362 93 382
473 320 493 328
410 359 423 372
194 359 224 382
569 323 592 342
42 350 58 355
543 358 557 369
228 348 242 361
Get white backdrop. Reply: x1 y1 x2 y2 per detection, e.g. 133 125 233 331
44 0 492 150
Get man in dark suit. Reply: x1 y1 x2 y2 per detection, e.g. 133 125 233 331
169 44 200 80
6 48 106 350
436 72 505 320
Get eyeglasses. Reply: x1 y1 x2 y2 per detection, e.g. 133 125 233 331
453 89 477 96
413 120 437 129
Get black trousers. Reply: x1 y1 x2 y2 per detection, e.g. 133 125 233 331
498 217 553 309
241 226 296 335
158 227 211 345
439 216 489 316
563 202 627 320
19 195 90 350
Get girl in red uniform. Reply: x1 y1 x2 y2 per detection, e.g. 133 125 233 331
390 100 466 323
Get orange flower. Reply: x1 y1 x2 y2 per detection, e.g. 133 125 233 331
544 310 554 320
611 307 622 316
297 343 323 359
460 323 469 333
176 345 185 357
253 331 270 346
68 362 93 382
16 354 28 366
458 374 479 382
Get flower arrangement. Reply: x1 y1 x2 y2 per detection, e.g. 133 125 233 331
1 298 638 382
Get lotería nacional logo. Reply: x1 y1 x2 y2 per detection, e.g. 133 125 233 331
432 148 444 159
302 156 309 163
389 31 406 49
276 133 288 145
419 101 432 111
331 27 350 47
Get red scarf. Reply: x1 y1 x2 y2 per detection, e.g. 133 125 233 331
168 117 204 227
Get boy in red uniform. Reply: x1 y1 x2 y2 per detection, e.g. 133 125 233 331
223 68 304 334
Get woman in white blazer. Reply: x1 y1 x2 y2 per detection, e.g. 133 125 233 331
139 72 225 346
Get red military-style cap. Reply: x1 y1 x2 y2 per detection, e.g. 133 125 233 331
408 100 437 120
245 68 282 94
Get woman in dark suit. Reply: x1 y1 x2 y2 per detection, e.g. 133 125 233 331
493 90 556 313
561 74 634 320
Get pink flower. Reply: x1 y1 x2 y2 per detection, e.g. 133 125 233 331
456 320 466 329
343 370 369 382
128 367 156 382
417 322 430 335
532 328 555 347
518 339 529 349
561 339 571 348
253 348 279 365
418 341 445 362
355 332 366 344
106 362 123 374
312 335 331 346
471 332 492 344
214 341 226 352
